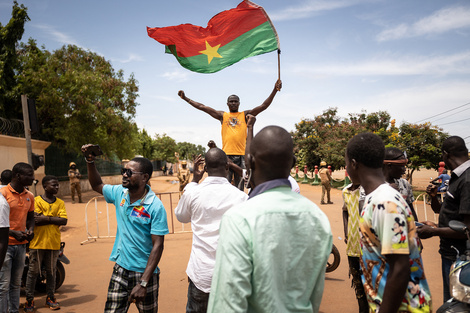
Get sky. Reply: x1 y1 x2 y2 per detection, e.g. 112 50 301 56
1 0 470 148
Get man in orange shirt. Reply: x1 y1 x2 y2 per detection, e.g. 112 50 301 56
178 79 282 190
0 162 35 313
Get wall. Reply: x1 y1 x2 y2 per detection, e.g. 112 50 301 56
0 134 50 196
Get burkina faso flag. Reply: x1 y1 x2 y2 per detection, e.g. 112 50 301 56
147 0 279 73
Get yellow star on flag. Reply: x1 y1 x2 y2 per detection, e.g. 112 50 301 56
199 41 223 64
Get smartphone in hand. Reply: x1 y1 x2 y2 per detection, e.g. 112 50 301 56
83 145 103 157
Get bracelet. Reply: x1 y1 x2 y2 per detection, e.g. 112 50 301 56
85 157 94 164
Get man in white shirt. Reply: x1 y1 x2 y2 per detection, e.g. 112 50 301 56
0 194 9 269
175 148 248 313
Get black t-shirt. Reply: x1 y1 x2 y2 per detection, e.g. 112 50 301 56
439 163 470 259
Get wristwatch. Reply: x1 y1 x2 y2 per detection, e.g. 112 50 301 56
140 280 148 288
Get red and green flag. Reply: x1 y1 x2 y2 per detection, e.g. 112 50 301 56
147 0 279 73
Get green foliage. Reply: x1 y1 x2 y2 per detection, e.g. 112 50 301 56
137 128 157 159
176 142 206 160
388 122 448 180
154 133 177 163
292 108 391 171
16 41 140 158
0 1 30 118
292 108 447 183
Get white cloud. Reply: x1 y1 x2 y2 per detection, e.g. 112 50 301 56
338 81 470 139
161 69 191 82
289 51 470 77
33 24 80 46
113 53 144 64
270 0 376 21
377 5 470 41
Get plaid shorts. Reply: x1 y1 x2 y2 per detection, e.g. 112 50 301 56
104 263 160 313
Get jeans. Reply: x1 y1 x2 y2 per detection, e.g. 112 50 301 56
25 249 60 301
186 278 209 313
227 155 245 191
0 244 26 313
442 256 454 302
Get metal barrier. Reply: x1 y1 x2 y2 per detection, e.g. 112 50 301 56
81 192 191 245
81 196 114 245
413 192 445 223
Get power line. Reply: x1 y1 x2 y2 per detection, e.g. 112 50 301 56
416 102 470 123
431 107 470 123
439 117 470 126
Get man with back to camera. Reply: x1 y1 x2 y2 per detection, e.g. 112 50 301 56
82 144 169 313
207 125 332 313
345 133 431 313
0 170 12 188
417 135 470 303
175 148 248 313
0 162 35 313
178 79 282 190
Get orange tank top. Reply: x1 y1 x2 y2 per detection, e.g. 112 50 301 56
221 111 247 155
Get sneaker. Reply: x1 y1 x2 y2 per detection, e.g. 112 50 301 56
321 201 326 204
24 300 34 313
45 297 60 310
327 201 334 204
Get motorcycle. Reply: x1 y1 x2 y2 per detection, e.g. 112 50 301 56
21 242 69 292
326 244 341 273
437 220 470 313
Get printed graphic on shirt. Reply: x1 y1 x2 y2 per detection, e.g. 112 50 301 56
131 206 150 219
227 116 240 128
359 184 432 313
120 198 126 207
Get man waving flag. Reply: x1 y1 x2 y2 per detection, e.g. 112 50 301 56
147 0 279 73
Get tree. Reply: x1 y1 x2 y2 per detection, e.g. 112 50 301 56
292 108 391 171
387 122 448 184
137 128 157 159
16 41 140 159
154 134 177 163
176 142 206 160
0 1 29 118
292 108 447 185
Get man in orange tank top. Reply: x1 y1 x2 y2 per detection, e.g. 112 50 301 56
178 79 282 190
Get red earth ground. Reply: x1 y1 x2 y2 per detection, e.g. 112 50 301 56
22 168 443 313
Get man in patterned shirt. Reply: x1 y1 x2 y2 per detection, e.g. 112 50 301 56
342 183 367 313
383 147 418 221
345 133 431 313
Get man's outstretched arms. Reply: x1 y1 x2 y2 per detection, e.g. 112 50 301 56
245 79 282 117
178 90 224 122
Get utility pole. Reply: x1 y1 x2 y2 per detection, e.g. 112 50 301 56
21 94 36 195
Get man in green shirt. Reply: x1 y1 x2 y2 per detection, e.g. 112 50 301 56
208 126 332 313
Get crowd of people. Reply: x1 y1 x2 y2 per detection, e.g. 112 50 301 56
0 164 66 312
0 80 468 313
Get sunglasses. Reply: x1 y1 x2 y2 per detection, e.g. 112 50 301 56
121 168 143 177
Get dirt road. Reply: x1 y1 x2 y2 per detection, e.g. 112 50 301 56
23 169 443 312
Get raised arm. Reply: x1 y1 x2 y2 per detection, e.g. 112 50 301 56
81 144 104 194
245 79 282 117
178 90 224 122
245 114 256 164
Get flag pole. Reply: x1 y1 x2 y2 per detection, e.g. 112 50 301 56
277 49 281 81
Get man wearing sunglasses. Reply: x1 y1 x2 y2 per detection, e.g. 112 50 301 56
82 144 169 313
